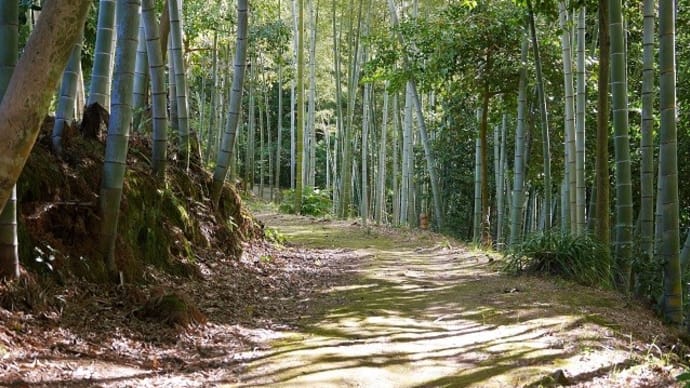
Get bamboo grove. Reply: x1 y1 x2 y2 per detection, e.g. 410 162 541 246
0 0 689 325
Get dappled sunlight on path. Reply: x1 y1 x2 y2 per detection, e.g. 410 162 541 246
235 214 680 387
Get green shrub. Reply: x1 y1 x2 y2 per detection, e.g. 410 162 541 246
264 227 287 245
677 371 690 388
503 231 612 287
279 187 332 217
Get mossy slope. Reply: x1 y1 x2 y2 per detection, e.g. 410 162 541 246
16 117 256 282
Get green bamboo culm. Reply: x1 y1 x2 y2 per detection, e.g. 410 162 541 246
527 0 552 229
574 6 586 235
141 0 168 177
558 1 576 234
608 0 633 292
211 0 248 207
132 24 148 131
168 0 191 167
99 0 142 278
88 0 117 108
657 0 682 325
51 28 84 156
294 0 305 214
509 32 528 246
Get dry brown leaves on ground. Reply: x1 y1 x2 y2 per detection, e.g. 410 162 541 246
0 238 359 387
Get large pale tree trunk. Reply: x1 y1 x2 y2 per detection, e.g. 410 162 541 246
0 0 91 216
0 0 19 280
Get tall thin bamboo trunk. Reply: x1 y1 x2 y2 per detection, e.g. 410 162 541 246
360 82 370 225
575 6 586 235
595 0 610 248
387 0 442 229
206 31 218 164
133 24 148 130
294 0 305 212
168 0 191 166
473 136 482 243
88 0 117 108
211 0 248 206
275 1 284 193
658 0 681 324
51 26 84 156
609 0 633 291
558 1 576 233
306 0 317 187
99 0 141 277
510 34 528 246
141 0 167 176
375 88 389 225
527 0 552 229
400 82 413 226
391 93 401 225
638 0 655 258
496 114 507 249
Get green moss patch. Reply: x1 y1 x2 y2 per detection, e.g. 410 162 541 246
16 118 256 283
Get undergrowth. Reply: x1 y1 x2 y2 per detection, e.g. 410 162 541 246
502 231 612 287
279 187 332 217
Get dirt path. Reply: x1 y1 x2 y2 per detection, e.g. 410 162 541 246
0 212 684 387
235 213 683 387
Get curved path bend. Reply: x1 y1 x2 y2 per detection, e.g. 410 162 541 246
234 213 679 388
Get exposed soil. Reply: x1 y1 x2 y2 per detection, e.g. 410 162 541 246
239 213 687 387
0 209 688 387
0 228 353 386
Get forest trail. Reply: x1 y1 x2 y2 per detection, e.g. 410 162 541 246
236 212 682 387
0 211 683 387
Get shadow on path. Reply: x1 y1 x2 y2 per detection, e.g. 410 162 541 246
236 214 680 387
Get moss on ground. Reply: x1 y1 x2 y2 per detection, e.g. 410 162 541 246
16 118 256 283
239 213 684 387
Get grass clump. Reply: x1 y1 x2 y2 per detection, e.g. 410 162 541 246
503 231 612 288
279 187 332 217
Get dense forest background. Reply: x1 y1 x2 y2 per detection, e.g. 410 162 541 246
0 0 689 328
